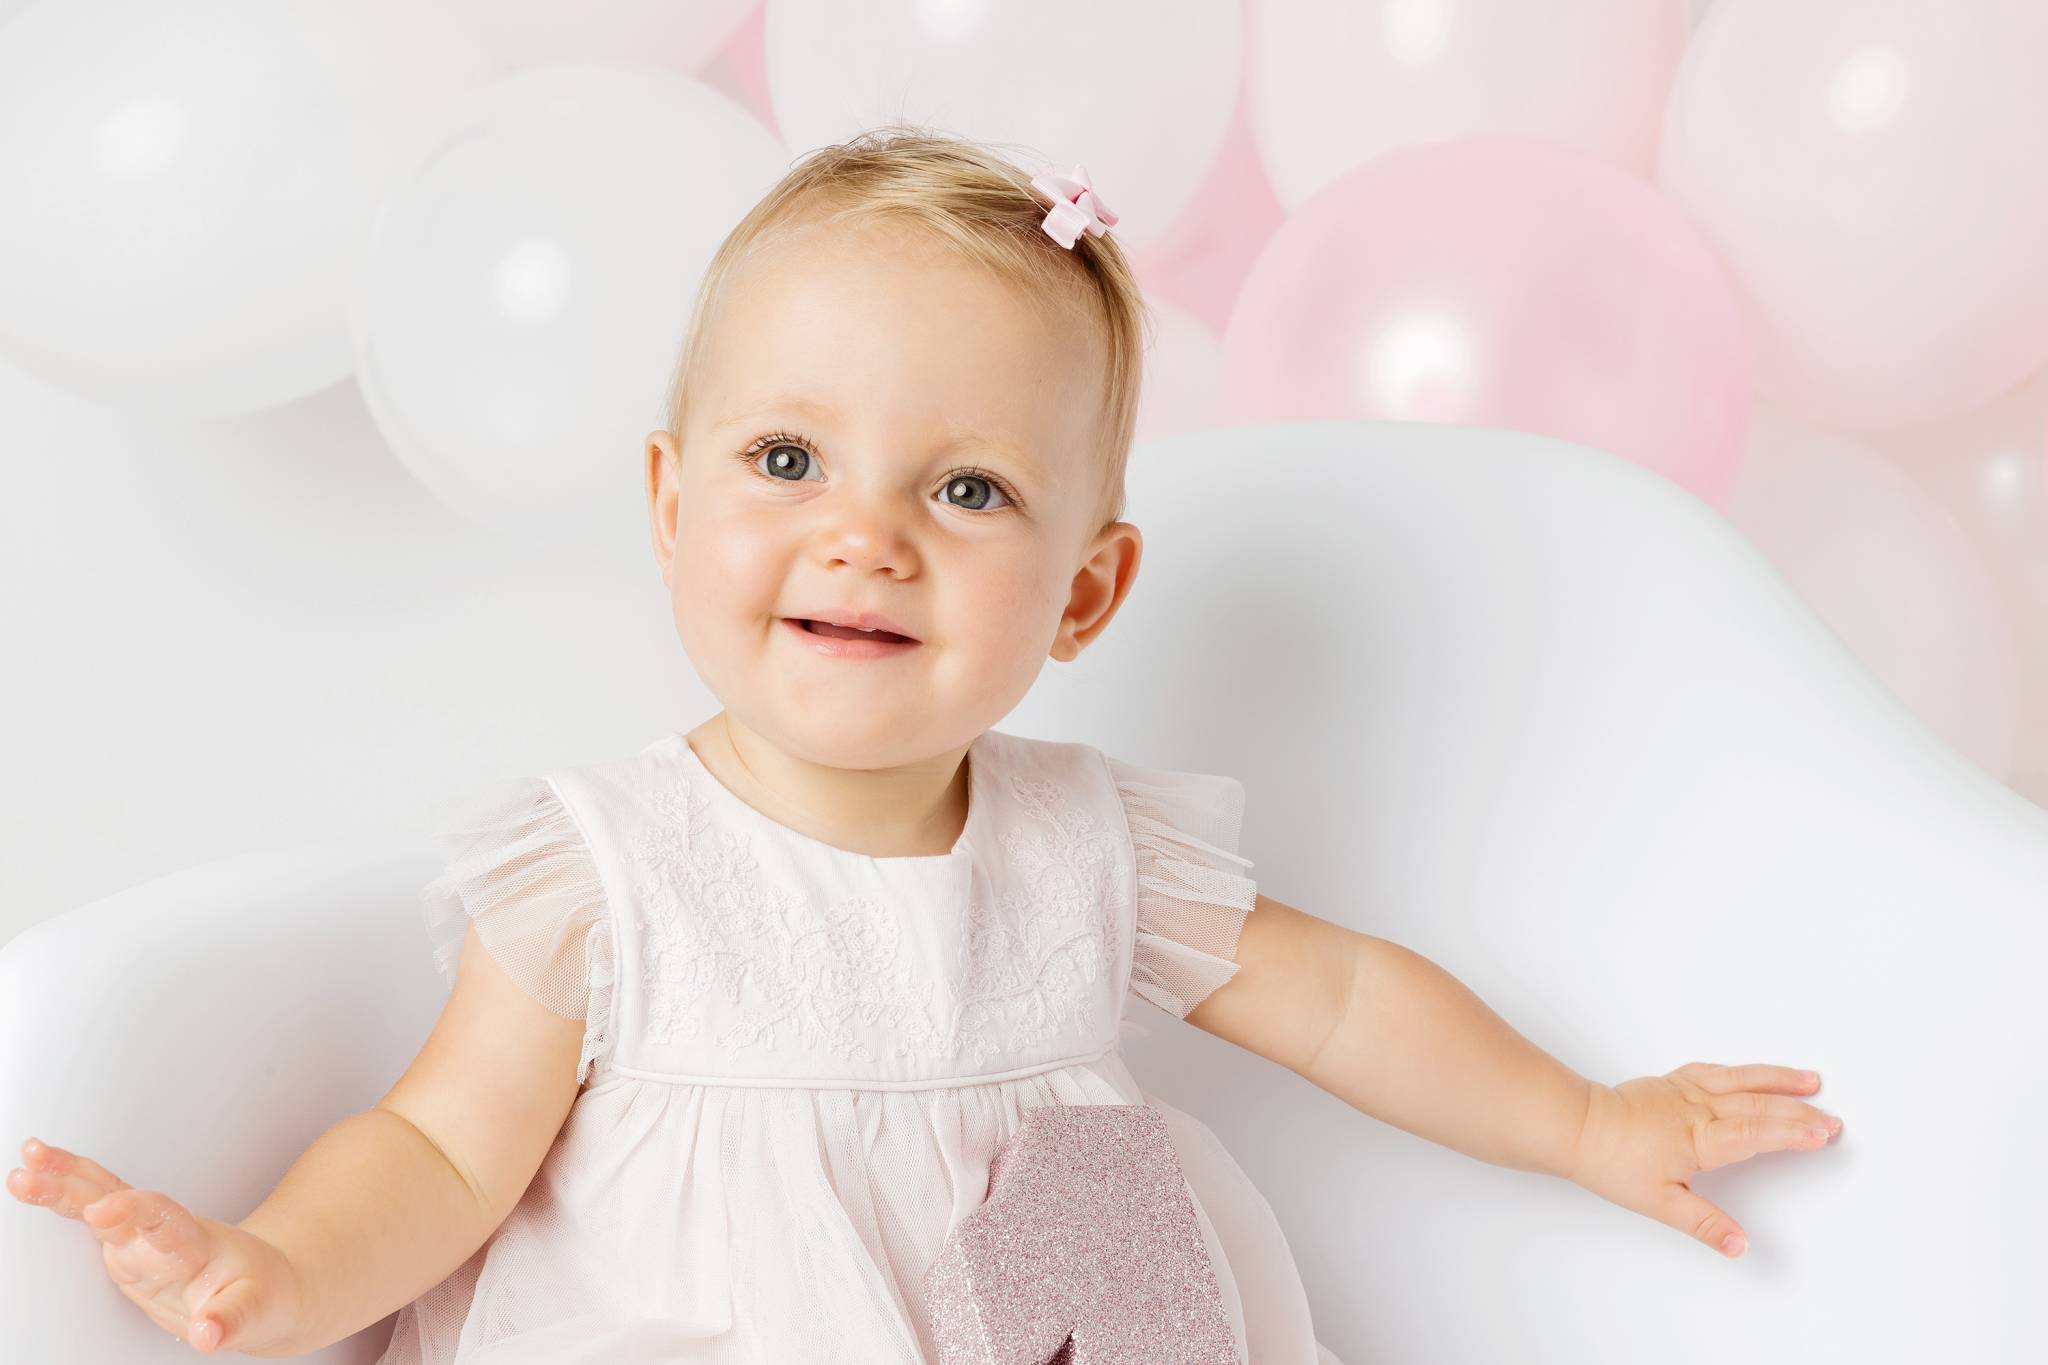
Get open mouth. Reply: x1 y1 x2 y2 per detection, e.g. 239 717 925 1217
791 618 917 644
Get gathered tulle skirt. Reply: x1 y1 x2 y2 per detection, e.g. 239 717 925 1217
376 1052 1341 1365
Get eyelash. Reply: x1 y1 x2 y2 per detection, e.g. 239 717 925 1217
731 430 1026 514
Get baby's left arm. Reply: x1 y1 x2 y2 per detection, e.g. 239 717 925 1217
1187 893 1840 1260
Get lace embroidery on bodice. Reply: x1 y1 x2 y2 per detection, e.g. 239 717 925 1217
622 765 1124 1070
551 730 1137 1085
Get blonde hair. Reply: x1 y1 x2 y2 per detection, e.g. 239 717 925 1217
661 123 1152 533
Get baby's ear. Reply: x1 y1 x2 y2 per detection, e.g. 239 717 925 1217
1059 520 1142 658
645 431 683 578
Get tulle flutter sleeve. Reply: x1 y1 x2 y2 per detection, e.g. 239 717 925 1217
420 774 616 1085
1106 755 1259 1020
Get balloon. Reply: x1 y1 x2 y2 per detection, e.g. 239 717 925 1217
1658 0 2048 432
763 0 1238 254
699 1 779 138
1866 365 2048 779
1133 300 1225 448
1219 135 1752 508
1126 74 1285 338
1724 407 2022 778
0 0 491 417
1249 0 1691 210
924 1105 1238 1365
351 66 787 560
428 0 759 71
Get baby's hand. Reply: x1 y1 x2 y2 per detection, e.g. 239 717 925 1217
8 1136 304 1354
1562 1063 1841 1259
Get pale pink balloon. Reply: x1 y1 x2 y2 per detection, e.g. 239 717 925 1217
1219 134 1752 507
1128 55 1285 338
1867 364 2048 779
1132 300 1225 447
700 0 779 141
1724 407 2022 779
1658 0 2048 432
2010 768 2048 812
1249 0 1692 211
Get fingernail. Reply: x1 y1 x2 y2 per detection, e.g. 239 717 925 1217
1801 1071 1818 1085
1722 1232 1745 1256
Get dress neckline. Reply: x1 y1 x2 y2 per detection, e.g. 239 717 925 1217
666 729 987 865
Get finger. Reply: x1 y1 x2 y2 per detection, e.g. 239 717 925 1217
9 1161 118 1220
1681 1063 1821 1096
84 1188 197 1253
1700 1111 1837 1169
81 1188 146 1245
1712 1089 1843 1135
1658 1184 1748 1258
19 1137 132 1192
190 1272 261 1354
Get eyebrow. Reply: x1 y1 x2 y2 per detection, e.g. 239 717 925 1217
711 395 1043 474
711 394 845 431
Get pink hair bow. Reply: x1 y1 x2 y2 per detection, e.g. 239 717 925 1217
1030 164 1118 249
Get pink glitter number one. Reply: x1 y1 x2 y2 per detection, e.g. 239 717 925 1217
923 1104 1241 1365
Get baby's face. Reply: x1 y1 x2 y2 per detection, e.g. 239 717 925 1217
646 220 1142 770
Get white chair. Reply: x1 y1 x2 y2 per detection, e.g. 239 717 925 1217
5 420 2043 1362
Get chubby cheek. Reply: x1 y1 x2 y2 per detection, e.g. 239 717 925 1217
668 497 783 674
940 553 1067 682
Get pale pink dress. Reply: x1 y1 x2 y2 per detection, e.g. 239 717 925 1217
376 727 1345 1365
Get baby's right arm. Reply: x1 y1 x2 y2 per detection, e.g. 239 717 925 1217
8 923 587 1356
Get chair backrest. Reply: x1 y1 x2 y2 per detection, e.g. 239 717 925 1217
6 421 2044 1361
1 842 441 1363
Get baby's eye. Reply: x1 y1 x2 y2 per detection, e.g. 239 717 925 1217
936 470 1011 513
749 440 821 484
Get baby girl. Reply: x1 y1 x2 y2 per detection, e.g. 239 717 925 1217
9 127 1840 1362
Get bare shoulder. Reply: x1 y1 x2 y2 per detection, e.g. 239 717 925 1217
1184 892 1359 1078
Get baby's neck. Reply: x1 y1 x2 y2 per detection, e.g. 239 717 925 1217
685 715 971 858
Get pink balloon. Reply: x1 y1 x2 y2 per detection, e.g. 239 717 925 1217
1220 134 1752 507
1726 407 2022 778
925 1105 1238 1365
1129 65 1285 339
1658 0 2048 432
1131 300 1225 446
1866 364 2048 777
701 0 778 141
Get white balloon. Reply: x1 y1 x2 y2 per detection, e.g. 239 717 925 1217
1248 0 1691 212
763 0 1238 253
352 66 788 559
0 0 491 416
429 0 760 70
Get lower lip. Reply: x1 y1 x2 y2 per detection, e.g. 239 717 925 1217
779 617 923 659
